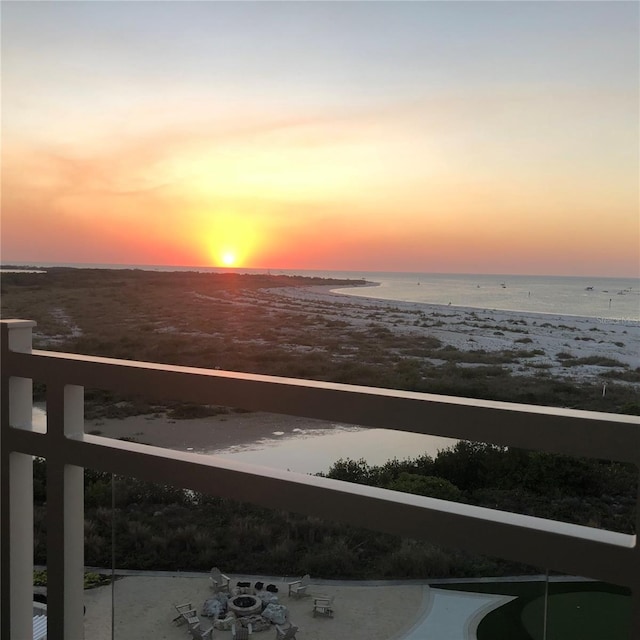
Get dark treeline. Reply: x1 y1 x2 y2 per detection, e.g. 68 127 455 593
324 442 637 535
33 443 636 579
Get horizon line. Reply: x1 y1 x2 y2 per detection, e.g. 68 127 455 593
1 260 638 281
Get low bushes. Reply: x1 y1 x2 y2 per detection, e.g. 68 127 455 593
30 440 637 581
33 570 111 589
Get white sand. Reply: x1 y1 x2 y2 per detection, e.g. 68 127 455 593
85 410 342 453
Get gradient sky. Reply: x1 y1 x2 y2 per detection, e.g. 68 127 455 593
2 1 638 276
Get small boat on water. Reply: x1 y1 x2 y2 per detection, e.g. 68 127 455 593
585 286 594 291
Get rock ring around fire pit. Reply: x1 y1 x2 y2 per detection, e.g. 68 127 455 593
228 595 262 617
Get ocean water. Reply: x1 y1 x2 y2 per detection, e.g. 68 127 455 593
328 273 639 322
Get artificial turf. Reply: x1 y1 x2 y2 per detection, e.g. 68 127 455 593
436 580 631 640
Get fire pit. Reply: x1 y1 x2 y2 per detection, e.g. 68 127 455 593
228 595 262 617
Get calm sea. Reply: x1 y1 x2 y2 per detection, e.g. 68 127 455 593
325 272 639 322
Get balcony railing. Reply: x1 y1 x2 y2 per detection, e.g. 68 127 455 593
1 318 639 638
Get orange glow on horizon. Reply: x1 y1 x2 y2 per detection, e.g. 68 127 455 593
2 3 638 278
205 212 261 268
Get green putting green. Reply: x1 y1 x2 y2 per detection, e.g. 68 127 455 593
522 591 631 640
441 581 631 640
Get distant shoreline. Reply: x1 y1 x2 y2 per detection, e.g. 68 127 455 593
2 262 637 280
327 284 640 325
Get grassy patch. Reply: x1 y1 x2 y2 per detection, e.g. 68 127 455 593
562 356 627 368
166 404 229 419
33 569 112 589
602 368 640 382
450 580 633 640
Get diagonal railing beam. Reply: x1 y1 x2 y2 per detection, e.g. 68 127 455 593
5 348 640 463
4 426 637 586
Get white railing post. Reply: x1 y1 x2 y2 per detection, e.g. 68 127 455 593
46 383 85 640
1 320 36 640
634 482 640 637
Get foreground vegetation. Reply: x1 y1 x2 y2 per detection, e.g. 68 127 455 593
33 569 110 590
32 443 636 579
4 267 637 579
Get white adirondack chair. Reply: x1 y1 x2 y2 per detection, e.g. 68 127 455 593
232 621 253 639
275 624 299 639
287 574 311 598
174 602 199 626
313 594 335 617
209 567 231 592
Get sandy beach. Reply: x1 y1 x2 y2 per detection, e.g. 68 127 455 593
85 410 349 454
83 573 427 640
276 285 640 379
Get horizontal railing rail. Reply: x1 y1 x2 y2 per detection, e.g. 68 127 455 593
1 319 639 639
7 348 640 461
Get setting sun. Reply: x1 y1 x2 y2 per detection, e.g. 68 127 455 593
205 211 262 268
221 251 237 267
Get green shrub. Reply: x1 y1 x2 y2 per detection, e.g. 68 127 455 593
563 356 627 368
33 570 111 589
84 572 111 589
33 569 47 586
166 404 228 419
388 473 463 501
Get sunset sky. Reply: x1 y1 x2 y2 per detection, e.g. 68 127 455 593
2 1 638 276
